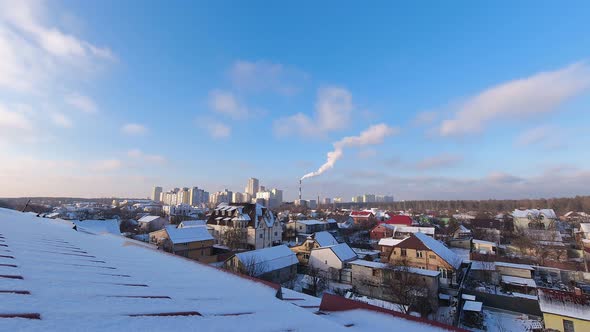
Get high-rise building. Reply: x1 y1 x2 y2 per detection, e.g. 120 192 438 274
270 188 283 206
363 194 376 203
210 189 233 205
189 187 209 206
151 186 162 202
323 198 331 205
246 178 259 196
333 197 343 203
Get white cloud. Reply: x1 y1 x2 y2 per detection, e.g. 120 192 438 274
415 153 463 170
0 103 33 130
229 60 308 95
121 123 148 136
50 112 72 128
439 62 590 136
207 121 231 139
515 126 553 147
127 149 166 164
65 93 98 113
208 90 250 119
274 86 353 137
91 159 122 172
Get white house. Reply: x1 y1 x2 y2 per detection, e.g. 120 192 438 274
309 243 358 272
137 215 167 232
207 203 282 250
512 209 557 229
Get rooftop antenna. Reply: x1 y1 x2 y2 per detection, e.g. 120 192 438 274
21 199 31 212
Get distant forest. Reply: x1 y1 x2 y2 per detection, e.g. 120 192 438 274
333 195 590 215
1 195 589 216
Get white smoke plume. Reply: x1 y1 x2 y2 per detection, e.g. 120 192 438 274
301 123 398 180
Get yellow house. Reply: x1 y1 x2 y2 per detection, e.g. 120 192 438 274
538 288 590 332
150 225 216 263
387 232 462 286
290 231 339 264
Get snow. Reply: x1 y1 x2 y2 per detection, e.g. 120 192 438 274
481 307 543 332
322 309 450 332
326 243 358 262
137 215 161 223
0 208 351 331
312 231 339 247
462 294 476 301
472 239 495 246
463 301 482 312
234 245 298 274
494 261 534 270
538 289 590 320
297 219 324 226
378 237 405 247
501 276 536 288
512 209 557 219
414 232 461 269
469 261 496 271
580 223 590 234
165 226 213 244
177 220 206 228
350 259 388 269
73 219 121 235
395 226 435 236
350 260 440 277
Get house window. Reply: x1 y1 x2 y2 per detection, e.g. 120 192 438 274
438 268 448 279
372 269 378 277
416 251 424 258
400 248 407 257
563 319 574 332
259 234 263 239
303 253 310 259
429 255 436 259
274 232 277 236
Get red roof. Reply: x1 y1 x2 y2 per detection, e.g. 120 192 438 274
383 215 413 226
319 293 467 331
350 211 374 217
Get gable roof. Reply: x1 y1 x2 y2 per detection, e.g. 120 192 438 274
350 211 373 217
178 220 206 228
165 226 213 244
313 243 357 262
383 215 413 226
394 233 461 269
234 245 298 275
311 231 339 247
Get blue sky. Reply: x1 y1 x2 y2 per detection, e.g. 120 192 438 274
1 0 589 200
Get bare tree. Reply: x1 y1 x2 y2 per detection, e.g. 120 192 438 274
307 267 328 296
384 259 432 315
237 255 268 278
223 226 245 251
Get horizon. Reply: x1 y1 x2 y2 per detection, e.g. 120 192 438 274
1 1 590 201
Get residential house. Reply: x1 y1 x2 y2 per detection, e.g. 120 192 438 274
137 215 167 232
386 232 462 287
149 226 215 263
512 209 557 229
309 243 358 282
207 203 282 250
538 288 590 332
382 215 415 226
393 226 435 239
177 220 207 228
472 239 497 255
224 245 298 284
290 231 339 264
370 223 396 241
349 211 376 225
378 237 406 261
350 259 440 313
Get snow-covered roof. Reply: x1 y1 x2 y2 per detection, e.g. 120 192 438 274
413 232 461 269
297 219 324 226
579 223 590 233
463 301 482 312
395 226 435 236
314 243 358 262
512 209 557 219
178 220 206 228
234 245 298 275
472 239 496 246
349 260 440 277
165 226 213 244
469 261 496 271
137 215 162 223
494 261 535 270
538 288 590 321
501 275 536 288
73 219 121 235
350 259 388 269
378 238 405 247
0 208 352 331
311 231 339 247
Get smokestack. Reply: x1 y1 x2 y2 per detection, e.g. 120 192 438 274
299 179 302 200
